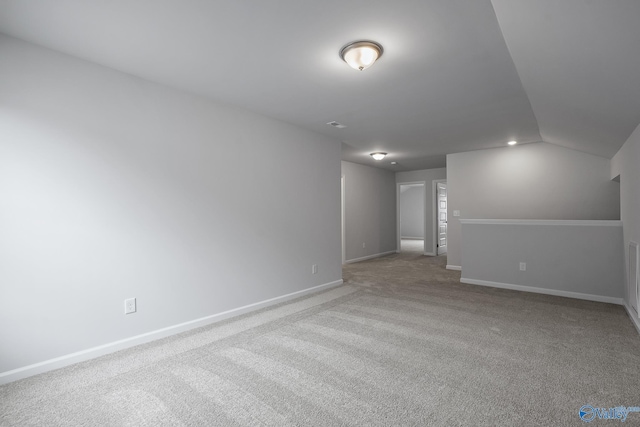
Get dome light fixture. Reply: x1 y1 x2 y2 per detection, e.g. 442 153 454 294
340 41 384 71
508 140 518 146
370 152 387 161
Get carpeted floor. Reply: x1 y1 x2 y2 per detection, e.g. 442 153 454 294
2 253 639 426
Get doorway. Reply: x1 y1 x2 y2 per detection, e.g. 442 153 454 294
397 182 425 254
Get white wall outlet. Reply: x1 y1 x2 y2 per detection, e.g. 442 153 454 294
124 298 136 314
362 243 366 248
519 262 526 271
312 264 318 274
453 210 460 217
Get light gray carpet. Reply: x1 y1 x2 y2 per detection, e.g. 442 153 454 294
2 253 639 426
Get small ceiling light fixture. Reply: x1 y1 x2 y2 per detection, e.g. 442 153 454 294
340 40 384 71
390 161 398 165
508 140 518 146
370 152 387 160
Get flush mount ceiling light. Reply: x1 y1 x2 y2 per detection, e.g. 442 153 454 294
340 41 383 71
508 140 518 146
370 152 387 160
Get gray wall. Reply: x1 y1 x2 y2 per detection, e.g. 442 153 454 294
0 35 342 375
396 168 447 255
447 143 620 267
611 122 640 316
461 220 624 301
342 161 397 262
400 186 424 238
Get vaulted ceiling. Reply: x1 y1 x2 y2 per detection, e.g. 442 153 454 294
1 0 638 171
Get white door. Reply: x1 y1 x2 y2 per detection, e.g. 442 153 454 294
437 183 447 255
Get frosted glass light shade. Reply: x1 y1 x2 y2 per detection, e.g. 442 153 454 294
370 152 387 160
340 41 383 71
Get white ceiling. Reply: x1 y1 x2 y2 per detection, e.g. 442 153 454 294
1 0 638 171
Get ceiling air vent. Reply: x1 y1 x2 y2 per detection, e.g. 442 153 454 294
327 121 347 129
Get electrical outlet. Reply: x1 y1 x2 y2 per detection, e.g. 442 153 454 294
124 298 136 314
312 264 318 274
362 243 366 248
519 262 526 271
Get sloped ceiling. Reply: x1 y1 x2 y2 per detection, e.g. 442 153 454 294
0 0 638 170
492 0 640 159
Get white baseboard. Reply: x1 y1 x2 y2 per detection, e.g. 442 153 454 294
460 277 624 305
0 279 343 385
446 265 462 271
401 236 424 240
345 251 396 264
623 302 640 336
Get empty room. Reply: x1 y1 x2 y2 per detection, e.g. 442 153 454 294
1 1 639 425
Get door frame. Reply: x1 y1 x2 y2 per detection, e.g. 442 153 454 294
432 179 447 256
396 181 427 255
630 241 639 316
341 175 346 264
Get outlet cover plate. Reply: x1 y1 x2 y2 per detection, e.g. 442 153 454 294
125 298 136 314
